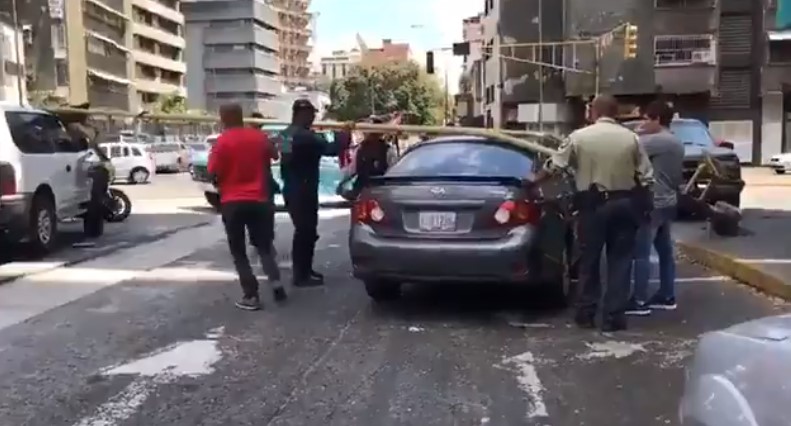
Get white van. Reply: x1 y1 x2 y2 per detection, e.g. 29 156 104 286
96 142 155 184
149 142 188 173
0 102 103 253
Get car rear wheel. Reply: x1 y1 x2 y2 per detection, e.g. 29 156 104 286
28 194 57 255
204 192 221 212
546 249 576 308
129 167 150 184
775 169 785 175
364 279 401 302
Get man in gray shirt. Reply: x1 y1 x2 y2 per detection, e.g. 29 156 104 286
626 100 685 316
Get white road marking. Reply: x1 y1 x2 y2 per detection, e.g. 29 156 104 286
407 326 424 332
497 352 549 418
73 328 224 426
577 341 646 360
653 276 729 284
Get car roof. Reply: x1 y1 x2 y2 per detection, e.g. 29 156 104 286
0 101 50 115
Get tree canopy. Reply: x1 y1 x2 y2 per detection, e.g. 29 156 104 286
327 60 445 125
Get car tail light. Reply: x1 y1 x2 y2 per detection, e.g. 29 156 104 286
494 200 540 225
353 198 384 223
0 163 17 196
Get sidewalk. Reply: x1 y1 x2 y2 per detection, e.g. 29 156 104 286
674 168 791 300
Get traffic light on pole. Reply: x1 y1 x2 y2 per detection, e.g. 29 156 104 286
624 24 638 59
426 51 435 74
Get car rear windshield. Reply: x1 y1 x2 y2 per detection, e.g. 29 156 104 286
388 141 534 178
670 121 714 147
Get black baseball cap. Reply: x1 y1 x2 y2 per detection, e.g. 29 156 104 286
292 99 316 112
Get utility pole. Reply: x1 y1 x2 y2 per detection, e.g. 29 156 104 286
10 0 24 105
493 23 501 129
443 60 449 125
537 0 544 131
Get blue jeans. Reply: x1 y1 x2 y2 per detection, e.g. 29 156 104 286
632 206 676 302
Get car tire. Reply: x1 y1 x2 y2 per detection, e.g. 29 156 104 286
204 192 221 212
28 193 57 255
129 167 150 184
363 279 401 302
105 188 131 222
775 169 785 175
720 193 741 208
546 249 576 308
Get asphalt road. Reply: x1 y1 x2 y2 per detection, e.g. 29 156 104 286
0 193 787 425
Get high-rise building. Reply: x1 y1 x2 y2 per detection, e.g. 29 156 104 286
4 0 187 111
0 19 26 102
130 0 188 109
183 0 282 116
319 48 361 81
269 0 312 88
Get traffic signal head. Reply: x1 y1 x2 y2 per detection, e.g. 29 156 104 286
426 51 435 74
624 24 638 59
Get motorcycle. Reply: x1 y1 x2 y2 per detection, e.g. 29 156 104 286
103 187 132 223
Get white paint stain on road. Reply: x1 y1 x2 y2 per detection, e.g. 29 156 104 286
408 326 425 332
577 341 646 360
73 328 224 426
498 352 549 418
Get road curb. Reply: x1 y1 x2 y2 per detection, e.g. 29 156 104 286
676 240 791 301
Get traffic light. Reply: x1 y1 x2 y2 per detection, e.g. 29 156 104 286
426 51 435 74
624 24 638 59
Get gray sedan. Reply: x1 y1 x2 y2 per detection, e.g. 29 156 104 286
349 136 575 304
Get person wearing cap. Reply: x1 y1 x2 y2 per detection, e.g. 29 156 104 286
277 99 329 287
209 103 284 311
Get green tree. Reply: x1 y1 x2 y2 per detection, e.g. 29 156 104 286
154 92 188 114
327 60 445 125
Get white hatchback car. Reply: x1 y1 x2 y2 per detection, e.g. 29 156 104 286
769 152 791 174
0 102 104 254
96 142 155 184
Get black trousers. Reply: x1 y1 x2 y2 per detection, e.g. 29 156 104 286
221 201 279 298
576 195 640 321
284 190 319 280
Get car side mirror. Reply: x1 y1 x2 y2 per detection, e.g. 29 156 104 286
718 140 734 150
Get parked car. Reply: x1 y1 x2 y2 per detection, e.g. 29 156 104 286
95 142 155 184
0 102 104 254
623 118 744 211
184 142 209 174
769 152 791 174
149 142 187 173
680 314 791 425
191 129 346 210
348 135 576 304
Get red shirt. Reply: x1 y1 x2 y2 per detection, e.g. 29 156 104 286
208 127 278 204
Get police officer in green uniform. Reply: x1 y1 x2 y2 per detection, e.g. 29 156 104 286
539 95 654 332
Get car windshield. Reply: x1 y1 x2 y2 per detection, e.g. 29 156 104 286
388 141 534 178
670 120 714 147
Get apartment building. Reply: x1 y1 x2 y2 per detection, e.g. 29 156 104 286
183 0 282 116
0 20 26 102
360 39 411 65
456 14 484 126
8 0 186 111
131 0 187 109
319 48 361 81
270 0 312 88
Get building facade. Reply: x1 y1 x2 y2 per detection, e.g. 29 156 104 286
270 0 312 88
456 14 484 126
319 48 361 81
131 0 188 109
0 20 26 103
183 0 282 116
5 0 186 111
360 39 411 65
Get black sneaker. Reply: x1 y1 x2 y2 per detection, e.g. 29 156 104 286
624 299 651 316
310 270 324 280
293 275 324 288
235 296 261 311
272 286 287 302
648 295 677 311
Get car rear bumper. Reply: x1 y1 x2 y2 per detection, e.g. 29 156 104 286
769 161 789 172
0 193 33 243
350 225 540 283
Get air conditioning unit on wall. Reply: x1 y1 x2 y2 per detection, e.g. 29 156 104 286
691 49 715 64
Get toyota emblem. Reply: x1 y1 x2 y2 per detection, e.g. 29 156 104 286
429 187 445 196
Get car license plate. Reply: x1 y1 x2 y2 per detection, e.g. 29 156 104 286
418 211 456 232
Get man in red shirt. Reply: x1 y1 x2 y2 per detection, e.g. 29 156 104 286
208 104 283 311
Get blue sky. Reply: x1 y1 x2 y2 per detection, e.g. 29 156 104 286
309 0 483 94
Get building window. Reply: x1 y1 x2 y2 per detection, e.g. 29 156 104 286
654 35 716 66
768 40 791 63
322 64 327 75
55 59 69 86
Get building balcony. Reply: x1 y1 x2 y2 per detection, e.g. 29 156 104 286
86 52 129 80
204 25 278 50
205 74 281 96
135 77 185 95
655 65 716 94
184 0 278 29
132 22 185 49
133 49 187 73
87 0 126 16
132 0 184 25
84 14 127 46
87 77 130 110
204 49 279 74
